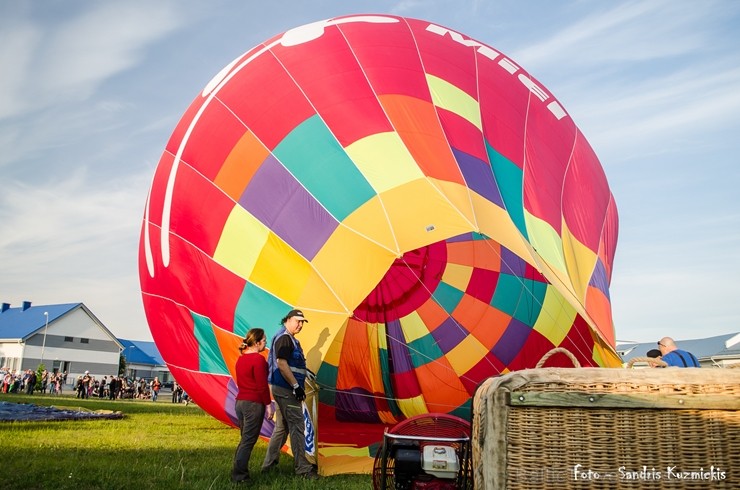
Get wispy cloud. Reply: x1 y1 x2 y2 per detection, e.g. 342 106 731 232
1 170 151 337
0 1 185 121
576 63 740 158
514 0 725 68
508 1 740 162
0 171 148 271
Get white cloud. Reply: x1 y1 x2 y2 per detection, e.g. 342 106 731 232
577 64 740 157
0 1 185 122
0 171 147 268
0 20 41 119
0 170 152 339
514 0 718 69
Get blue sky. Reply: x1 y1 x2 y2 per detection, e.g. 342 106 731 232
1 0 738 344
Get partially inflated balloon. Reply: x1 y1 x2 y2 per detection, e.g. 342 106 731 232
139 14 620 475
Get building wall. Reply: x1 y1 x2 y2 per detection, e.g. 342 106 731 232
0 342 24 371
126 362 171 383
17 308 121 382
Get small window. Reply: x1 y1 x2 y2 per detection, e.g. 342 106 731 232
64 336 73 342
80 338 89 344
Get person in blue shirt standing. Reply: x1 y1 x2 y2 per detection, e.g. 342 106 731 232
657 337 700 367
261 309 319 480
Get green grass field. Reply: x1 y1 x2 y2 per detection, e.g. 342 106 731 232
0 393 371 489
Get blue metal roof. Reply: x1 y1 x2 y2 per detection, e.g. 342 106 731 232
119 338 165 366
0 303 81 340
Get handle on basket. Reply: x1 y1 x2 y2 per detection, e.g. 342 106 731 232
535 347 581 368
626 356 668 368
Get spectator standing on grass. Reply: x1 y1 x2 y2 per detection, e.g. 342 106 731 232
25 369 37 394
82 371 91 398
41 370 49 394
99 376 107 398
21 369 30 393
261 309 319 480
231 328 274 484
108 376 118 400
151 377 161 402
172 381 183 403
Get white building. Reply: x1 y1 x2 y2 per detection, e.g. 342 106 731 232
0 301 123 382
119 338 171 383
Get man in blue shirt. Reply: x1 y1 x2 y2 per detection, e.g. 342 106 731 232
657 337 700 367
261 309 319 480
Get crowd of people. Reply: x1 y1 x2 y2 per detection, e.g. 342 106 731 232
0 368 189 403
0 368 63 394
71 372 160 400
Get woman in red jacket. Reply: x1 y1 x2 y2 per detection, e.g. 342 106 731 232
231 328 274 484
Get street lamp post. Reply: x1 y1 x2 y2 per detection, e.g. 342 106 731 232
40 311 49 367
122 345 136 378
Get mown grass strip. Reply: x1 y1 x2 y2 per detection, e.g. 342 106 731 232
0 393 371 489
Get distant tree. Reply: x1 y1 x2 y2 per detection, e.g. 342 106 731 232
119 355 127 376
35 364 46 391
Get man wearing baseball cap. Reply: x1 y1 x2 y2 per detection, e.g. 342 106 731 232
261 309 319 480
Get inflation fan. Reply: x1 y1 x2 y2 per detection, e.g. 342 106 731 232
372 413 473 490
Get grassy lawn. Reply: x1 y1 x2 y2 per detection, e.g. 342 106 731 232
0 393 372 489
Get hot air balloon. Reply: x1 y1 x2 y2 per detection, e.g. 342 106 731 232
139 14 620 475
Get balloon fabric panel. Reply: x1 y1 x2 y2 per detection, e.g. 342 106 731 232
339 19 432 101
240 154 338 261
478 56 529 169
142 295 199 371
271 115 376 222
379 94 466 186
168 163 234 256
177 101 248 181
426 75 482 131
234 283 291 338
213 206 270 281
412 19 480 102
214 130 269 202
344 133 426 194
522 95 577 234
562 133 611 251
164 92 208 156
192 313 229 375
487 145 528 239
270 22 394 147
216 51 316 151
139 224 245 336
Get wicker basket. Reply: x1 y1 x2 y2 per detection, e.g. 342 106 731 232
472 367 740 489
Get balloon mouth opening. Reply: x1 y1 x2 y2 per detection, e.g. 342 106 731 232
353 241 448 323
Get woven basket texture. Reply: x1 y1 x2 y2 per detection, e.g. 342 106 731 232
472 367 740 489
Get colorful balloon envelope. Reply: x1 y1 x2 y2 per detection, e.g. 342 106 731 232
139 14 620 475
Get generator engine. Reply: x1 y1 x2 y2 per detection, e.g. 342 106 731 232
372 413 472 490
392 442 460 489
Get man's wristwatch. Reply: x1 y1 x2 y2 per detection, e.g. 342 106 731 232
292 383 299 389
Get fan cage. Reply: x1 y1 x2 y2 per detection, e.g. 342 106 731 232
372 413 473 490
